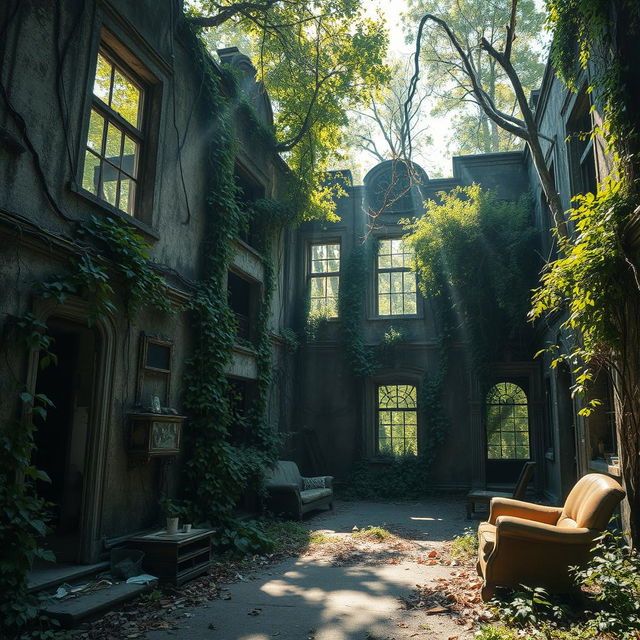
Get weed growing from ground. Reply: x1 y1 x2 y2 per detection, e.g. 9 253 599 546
352 526 391 541
450 527 478 561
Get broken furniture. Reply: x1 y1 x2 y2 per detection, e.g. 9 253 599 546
477 473 625 601
466 461 536 519
126 528 214 585
265 460 333 520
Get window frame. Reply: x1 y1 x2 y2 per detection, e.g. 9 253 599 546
375 237 418 318
83 45 145 216
566 90 598 197
376 383 419 457
307 241 341 320
485 381 531 461
136 333 174 407
75 28 161 230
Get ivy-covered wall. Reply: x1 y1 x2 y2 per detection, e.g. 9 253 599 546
0 0 296 574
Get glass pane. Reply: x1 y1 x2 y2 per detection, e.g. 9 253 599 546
378 273 390 294
378 253 392 269
515 446 529 459
146 342 171 370
82 150 100 194
87 109 104 152
111 68 141 127
391 422 404 439
379 439 392 455
93 53 112 102
404 273 417 293
312 245 327 260
311 277 325 295
327 276 339 296
488 445 500 459
123 135 138 178
328 259 340 273
326 298 338 318
405 425 417 440
405 438 417 455
102 172 117 206
327 244 340 259
404 294 417 315
391 252 403 268
390 294 403 315
119 178 135 215
105 122 122 165
390 272 403 293
379 295 390 315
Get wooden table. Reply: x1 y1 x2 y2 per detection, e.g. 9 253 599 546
127 528 215 585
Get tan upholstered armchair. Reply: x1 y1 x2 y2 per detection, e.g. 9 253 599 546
477 473 625 601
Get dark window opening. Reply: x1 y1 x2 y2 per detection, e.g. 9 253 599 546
567 92 597 196
235 168 265 249
137 333 173 408
228 271 259 344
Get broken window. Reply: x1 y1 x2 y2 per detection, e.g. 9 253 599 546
309 243 340 318
486 382 530 460
377 384 418 456
376 239 417 316
82 48 144 215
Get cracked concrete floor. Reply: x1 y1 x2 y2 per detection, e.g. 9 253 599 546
144 497 478 640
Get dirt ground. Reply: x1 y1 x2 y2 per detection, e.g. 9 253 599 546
75 497 492 640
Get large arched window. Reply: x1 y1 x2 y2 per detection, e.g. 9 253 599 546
377 384 418 456
486 382 530 460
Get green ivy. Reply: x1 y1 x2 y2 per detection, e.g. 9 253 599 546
179 28 295 526
338 242 377 377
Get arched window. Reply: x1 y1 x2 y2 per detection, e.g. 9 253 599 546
377 384 418 456
486 382 530 460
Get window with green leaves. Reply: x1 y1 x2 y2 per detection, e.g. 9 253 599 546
377 239 417 316
486 382 530 460
82 49 144 215
309 243 340 318
377 384 418 456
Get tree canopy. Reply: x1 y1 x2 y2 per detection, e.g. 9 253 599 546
187 0 390 221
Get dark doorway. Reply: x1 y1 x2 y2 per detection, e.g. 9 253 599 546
33 318 97 563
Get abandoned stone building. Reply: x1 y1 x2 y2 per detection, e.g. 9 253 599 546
0 0 631 579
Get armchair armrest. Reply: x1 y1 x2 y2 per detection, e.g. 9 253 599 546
495 516 597 544
489 498 562 525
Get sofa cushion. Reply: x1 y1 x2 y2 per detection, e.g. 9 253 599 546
266 461 303 489
300 488 332 504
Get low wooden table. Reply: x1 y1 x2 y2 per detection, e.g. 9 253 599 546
127 528 215 585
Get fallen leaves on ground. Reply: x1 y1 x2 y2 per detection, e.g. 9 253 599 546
399 569 492 631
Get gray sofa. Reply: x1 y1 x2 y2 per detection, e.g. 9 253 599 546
264 460 333 520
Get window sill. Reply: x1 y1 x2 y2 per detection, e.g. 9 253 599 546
588 459 621 478
69 182 159 241
368 315 421 321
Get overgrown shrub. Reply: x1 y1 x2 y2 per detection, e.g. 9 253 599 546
573 529 640 638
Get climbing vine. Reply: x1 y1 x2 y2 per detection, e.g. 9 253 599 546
338 242 377 377
532 0 640 545
179 27 296 528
